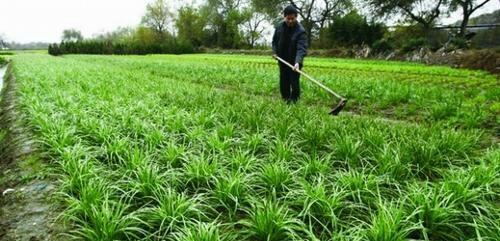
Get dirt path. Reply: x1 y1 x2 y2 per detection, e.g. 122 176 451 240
0 64 64 241
0 177 61 241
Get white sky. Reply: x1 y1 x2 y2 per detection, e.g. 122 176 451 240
0 0 499 44
441 1 499 24
0 0 157 43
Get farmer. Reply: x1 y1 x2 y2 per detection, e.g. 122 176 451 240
272 5 308 104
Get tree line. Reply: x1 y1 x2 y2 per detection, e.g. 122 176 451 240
49 0 497 56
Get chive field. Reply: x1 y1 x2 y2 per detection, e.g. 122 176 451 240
5 53 500 240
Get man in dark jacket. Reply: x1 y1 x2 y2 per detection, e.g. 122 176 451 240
272 5 308 103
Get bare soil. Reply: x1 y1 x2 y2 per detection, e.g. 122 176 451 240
0 64 64 241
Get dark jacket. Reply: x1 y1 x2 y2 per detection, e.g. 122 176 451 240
272 21 308 65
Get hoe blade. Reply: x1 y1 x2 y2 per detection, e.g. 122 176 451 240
329 99 347 116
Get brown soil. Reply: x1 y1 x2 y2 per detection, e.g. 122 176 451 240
0 64 64 241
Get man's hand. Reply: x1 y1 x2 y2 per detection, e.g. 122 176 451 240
293 63 300 72
272 54 277 60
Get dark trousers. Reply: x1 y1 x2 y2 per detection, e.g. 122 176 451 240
279 62 301 103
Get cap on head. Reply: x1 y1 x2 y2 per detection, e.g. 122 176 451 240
283 5 298 16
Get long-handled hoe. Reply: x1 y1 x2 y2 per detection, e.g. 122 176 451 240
275 56 347 115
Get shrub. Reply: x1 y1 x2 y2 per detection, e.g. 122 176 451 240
402 38 429 53
372 39 394 53
458 50 500 74
48 40 196 56
445 37 469 51
325 11 386 48
48 44 62 56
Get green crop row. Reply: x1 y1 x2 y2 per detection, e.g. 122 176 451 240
8 53 500 241
68 54 499 133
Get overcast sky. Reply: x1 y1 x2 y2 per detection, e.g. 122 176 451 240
442 1 499 24
0 0 499 43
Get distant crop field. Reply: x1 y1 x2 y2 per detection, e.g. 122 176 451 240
7 53 500 240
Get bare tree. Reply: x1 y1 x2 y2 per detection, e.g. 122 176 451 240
449 0 492 37
241 11 268 47
62 29 83 42
93 27 135 43
205 0 249 48
252 0 352 45
366 0 448 30
142 0 173 38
